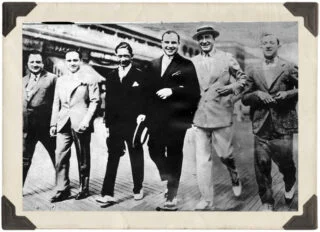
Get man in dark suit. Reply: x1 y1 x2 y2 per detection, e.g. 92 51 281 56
50 50 100 202
23 50 57 186
242 33 298 211
95 42 147 205
146 31 200 210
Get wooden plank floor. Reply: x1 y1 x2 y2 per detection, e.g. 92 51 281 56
23 117 298 211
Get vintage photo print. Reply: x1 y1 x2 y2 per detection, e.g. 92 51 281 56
3 2 317 229
22 21 298 212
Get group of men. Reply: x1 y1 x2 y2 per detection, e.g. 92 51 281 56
23 25 298 211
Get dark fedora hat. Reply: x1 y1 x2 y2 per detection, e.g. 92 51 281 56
132 120 149 148
192 26 220 40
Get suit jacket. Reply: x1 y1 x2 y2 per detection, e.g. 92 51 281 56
191 49 247 128
104 66 147 130
50 68 100 133
242 58 298 135
146 53 200 132
23 70 57 133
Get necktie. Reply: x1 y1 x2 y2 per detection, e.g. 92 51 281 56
26 75 39 100
265 58 274 65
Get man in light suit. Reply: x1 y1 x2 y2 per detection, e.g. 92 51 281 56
23 50 57 186
50 50 100 202
191 26 247 210
95 42 147 205
242 33 298 211
146 31 200 210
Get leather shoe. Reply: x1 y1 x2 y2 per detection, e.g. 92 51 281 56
50 190 71 203
75 190 89 200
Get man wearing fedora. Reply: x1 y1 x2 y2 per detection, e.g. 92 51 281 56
96 42 147 205
242 33 297 211
191 26 247 210
146 30 200 210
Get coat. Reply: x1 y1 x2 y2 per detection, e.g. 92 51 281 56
23 70 57 133
242 58 298 135
191 49 247 128
104 66 147 129
50 68 100 133
146 53 200 133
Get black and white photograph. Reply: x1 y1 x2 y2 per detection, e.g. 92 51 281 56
22 22 299 212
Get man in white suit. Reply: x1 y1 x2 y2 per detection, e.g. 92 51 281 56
191 26 247 210
50 50 100 202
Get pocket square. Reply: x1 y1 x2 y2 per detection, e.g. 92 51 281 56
172 71 182 77
132 82 139 87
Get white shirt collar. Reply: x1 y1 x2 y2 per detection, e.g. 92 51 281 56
201 47 217 57
118 63 132 80
30 72 41 80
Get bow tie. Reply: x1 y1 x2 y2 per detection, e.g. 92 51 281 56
265 59 274 65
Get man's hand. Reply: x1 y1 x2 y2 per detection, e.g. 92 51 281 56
257 91 276 104
136 114 146 124
50 126 57 137
216 86 233 96
78 121 89 133
274 91 288 101
156 88 173 99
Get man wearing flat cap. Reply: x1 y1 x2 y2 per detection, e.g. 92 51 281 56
191 26 247 210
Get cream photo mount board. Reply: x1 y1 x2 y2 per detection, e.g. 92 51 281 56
2 2 318 230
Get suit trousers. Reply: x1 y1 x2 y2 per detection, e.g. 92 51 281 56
254 134 296 204
23 127 56 185
148 127 186 201
55 121 91 192
194 125 234 202
101 124 144 196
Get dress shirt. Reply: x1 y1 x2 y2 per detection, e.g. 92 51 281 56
26 73 41 100
262 56 280 88
118 63 132 82
161 55 173 77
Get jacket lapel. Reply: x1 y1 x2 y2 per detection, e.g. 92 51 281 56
153 57 162 78
268 59 286 90
68 77 82 104
162 54 179 79
27 71 47 102
254 63 269 91
67 69 84 104
23 74 30 88
122 66 137 86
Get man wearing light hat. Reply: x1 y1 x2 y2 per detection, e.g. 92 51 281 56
191 26 247 210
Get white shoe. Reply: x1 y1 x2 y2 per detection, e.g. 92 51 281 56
134 188 144 200
261 203 274 211
232 180 242 197
195 200 213 211
284 183 296 203
95 195 116 204
162 197 178 210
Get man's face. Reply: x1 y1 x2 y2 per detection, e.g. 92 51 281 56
116 47 132 68
66 51 81 73
161 33 179 57
27 54 44 75
260 35 280 59
198 33 215 53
